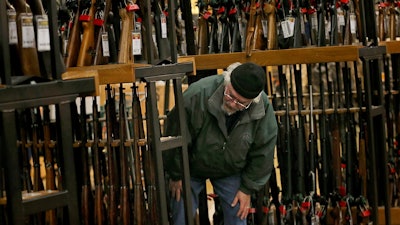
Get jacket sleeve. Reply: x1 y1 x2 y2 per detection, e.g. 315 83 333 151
239 102 278 194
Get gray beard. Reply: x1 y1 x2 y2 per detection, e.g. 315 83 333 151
221 102 237 116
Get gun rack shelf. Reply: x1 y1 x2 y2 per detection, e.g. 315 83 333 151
180 45 362 70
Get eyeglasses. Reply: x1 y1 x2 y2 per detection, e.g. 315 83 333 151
224 87 252 110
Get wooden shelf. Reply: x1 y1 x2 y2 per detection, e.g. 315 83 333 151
180 45 361 70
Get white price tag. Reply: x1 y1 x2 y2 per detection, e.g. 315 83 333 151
350 13 357 34
36 15 51 51
160 13 167 38
101 32 110 57
261 19 268 38
7 10 18 44
337 8 345 28
132 31 142 55
20 13 35 48
281 17 295 38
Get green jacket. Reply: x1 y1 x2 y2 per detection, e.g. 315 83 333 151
164 75 278 194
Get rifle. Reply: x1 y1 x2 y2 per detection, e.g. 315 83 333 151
197 0 210 54
118 0 138 63
263 0 277 50
105 85 118 225
208 0 220 54
77 0 96 66
245 0 257 56
92 0 113 65
228 0 242 52
307 66 317 196
79 98 93 225
18 109 34 193
152 0 172 61
11 0 41 76
131 83 147 225
294 64 306 197
92 97 105 225
42 106 57 225
388 0 397 41
252 0 267 51
378 2 386 42
219 0 231 53
64 0 81 68
118 85 131 225
26 0 53 79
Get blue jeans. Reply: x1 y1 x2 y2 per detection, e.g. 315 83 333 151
170 175 247 225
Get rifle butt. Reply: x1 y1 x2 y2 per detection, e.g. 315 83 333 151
120 186 130 225
94 186 104 225
65 12 81 68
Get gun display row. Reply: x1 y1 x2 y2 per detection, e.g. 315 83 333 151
243 61 389 225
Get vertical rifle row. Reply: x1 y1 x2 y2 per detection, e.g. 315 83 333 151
244 59 397 225
69 83 163 225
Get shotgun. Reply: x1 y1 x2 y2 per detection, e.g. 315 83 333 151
263 0 277 50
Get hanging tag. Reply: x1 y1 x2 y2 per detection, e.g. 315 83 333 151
160 12 167 38
261 19 268 38
35 15 51 51
132 31 141 55
325 20 331 40
349 13 357 34
20 13 35 48
101 32 110 57
311 12 318 31
7 9 18 44
337 8 345 28
281 17 295 38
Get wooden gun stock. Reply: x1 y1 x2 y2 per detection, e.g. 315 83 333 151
77 0 96 66
65 11 81 68
27 0 53 79
197 14 210 54
389 3 397 41
263 0 277 50
378 5 385 41
11 0 41 76
245 0 257 56
253 7 266 51
132 84 147 225
118 4 135 63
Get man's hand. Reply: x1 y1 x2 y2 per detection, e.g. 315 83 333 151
231 190 251 220
169 179 183 201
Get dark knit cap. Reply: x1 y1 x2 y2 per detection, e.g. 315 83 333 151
230 62 266 99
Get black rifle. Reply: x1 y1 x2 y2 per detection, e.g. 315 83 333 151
207 0 220 53
228 0 242 52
